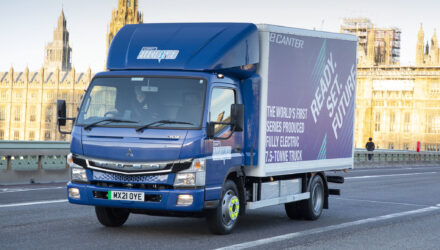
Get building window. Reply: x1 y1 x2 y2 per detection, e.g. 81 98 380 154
389 111 395 132
44 131 51 140
403 143 409 150
0 106 5 121
14 106 21 122
29 131 35 141
0 130 4 140
46 92 54 101
1 91 7 100
30 106 36 122
14 131 19 140
434 115 440 133
388 143 394 149
404 112 410 133
45 106 53 123
426 113 440 133
374 112 381 132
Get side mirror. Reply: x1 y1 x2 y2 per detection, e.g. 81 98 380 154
206 104 244 140
207 122 216 139
57 99 75 134
231 104 244 132
57 100 67 126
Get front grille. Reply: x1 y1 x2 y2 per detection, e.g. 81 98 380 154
72 155 192 174
88 159 173 173
93 191 162 202
92 171 169 184
93 181 171 190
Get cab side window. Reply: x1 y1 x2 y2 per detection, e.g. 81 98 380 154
209 88 235 133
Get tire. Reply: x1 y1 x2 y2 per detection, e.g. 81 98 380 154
95 206 130 227
206 180 240 235
302 175 325 220
284 200 304 219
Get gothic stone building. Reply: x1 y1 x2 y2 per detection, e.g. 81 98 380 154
352 24 440 151
0 1 143 142
0 10 90 141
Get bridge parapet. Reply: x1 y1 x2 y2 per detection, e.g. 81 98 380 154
0 141 70 184
0 141 70 171
1 142 440 184
354 149 440 166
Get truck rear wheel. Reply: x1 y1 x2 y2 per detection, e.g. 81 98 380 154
284 201 304 219
206 180 240 235
95 206 130 227
303 175 324 220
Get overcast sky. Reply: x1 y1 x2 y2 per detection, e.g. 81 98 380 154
1 0 438 72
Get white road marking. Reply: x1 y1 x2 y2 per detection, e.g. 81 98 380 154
0 187 64 193
345 172 437 180
353 167 440 172
0 199 67 208
216 206 440 250
332 197 429 207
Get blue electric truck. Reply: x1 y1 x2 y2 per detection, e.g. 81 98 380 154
58 23 357 234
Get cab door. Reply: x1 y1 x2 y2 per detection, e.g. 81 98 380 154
205 85 244 201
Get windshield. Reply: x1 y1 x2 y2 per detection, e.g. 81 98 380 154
76 76 206 129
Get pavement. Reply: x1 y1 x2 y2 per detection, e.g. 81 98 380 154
1 165 440 249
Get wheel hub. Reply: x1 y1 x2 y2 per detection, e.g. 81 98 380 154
222 191 240 226
228 196 239 220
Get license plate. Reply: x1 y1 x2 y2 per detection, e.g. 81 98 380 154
108 191 145 202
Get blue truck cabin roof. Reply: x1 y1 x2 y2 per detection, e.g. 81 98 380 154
106 23 260 79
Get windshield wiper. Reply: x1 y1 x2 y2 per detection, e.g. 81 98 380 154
136 120 193 132
84 118 138 130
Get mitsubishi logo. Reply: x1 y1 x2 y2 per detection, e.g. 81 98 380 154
125 148 134 157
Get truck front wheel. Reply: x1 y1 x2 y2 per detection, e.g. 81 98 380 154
95 206 130 227
206 180 240 235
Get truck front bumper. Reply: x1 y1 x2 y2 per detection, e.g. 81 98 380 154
67 182 204 212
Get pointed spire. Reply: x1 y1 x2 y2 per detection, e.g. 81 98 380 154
418 23 424 39
40 66 45 83
416 23 425 66
432 29 439 65
45 8 72 72
58 8 66 29
425 41 430 55
432 28 438 45
8 65 14 83
25 65 29 83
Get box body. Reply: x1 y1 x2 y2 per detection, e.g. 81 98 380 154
246 25 357 177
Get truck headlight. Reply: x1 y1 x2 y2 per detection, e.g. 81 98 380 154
175 172 196 186
67 153 88 182
174 158 206 187
71 167 88 182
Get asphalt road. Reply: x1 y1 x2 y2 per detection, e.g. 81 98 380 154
1 165 440 250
